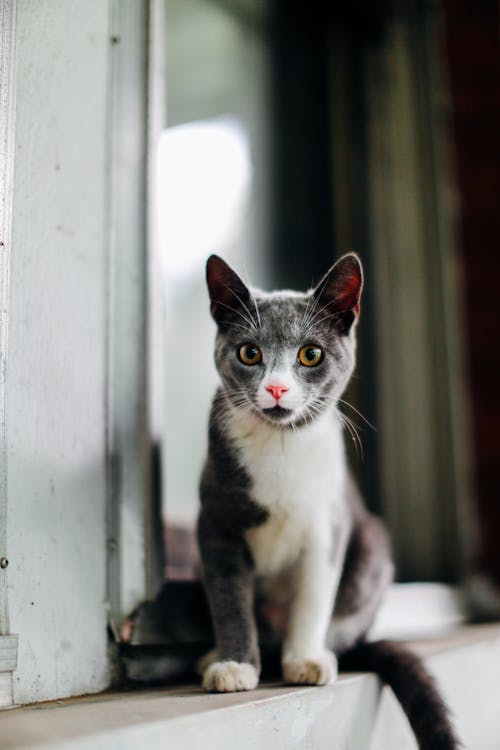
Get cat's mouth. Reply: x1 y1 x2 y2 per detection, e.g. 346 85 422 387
261 405 294 423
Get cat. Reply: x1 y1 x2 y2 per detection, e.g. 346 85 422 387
197 253 459 750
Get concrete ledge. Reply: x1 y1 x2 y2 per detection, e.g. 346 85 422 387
1 677 383 750
0 625 499 750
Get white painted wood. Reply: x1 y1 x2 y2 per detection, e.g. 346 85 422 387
0 0 155 706
0 0 17 641
0 635 18 708
0 0 18 711
5 0 112 704
0 672 14 709
0 634 17 671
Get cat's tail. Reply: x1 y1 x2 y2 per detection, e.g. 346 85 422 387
339 640 460 750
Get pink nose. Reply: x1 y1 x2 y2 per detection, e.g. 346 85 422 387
265 384 289 401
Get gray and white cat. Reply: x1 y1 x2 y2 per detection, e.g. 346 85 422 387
198 254 458 750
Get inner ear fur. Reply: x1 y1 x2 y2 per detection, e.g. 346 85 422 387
312 253 363 334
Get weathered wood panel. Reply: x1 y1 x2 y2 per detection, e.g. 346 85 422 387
6 0 111 703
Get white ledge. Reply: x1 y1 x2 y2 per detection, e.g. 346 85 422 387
0 625 499 750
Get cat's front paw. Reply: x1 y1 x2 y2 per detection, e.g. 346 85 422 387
282 650 338 686
202 660 259 692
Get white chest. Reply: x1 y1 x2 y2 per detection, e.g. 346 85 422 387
228 411 346 577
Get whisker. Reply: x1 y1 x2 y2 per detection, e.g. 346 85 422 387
300 291 321 332
338 398 377 431
224 319 256 334
302 311 344 336
229 288 260 331
336 409 364 460
240 262 262 330
300 281 333 331
216 300 258 331
251 290 262 329
303 295 346 331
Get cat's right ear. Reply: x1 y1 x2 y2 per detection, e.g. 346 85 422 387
206 255 252 329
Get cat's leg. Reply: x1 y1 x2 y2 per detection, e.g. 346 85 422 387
282 530 348 686
196 647 218 675
198 514 260 692
329 512 394 653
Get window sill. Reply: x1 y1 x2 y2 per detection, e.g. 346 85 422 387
1 624 499 750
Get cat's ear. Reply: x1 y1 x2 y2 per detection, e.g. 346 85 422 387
206 255 252 329
312 253 363 334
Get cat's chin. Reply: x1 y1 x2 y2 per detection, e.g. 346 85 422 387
261 405 294 425
259 405 325 430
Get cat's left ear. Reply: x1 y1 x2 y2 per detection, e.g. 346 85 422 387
312 253 363 334
206 254 253 329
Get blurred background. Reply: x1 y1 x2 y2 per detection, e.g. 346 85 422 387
157 0 500 602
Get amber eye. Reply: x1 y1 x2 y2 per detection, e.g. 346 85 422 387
298 345 323 367
238 343 262 366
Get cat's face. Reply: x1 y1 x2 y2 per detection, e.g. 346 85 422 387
206 255 363 429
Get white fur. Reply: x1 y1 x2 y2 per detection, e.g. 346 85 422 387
282 650 338 686
227 407 346 578
256 354 304 412
227 406 349 683
203 661 259 692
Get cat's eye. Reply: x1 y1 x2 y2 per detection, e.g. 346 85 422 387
298 345 323 367
238 343 263 366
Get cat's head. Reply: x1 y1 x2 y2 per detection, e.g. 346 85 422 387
206 254 363 429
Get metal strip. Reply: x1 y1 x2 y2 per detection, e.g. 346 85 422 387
105 0 154 628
